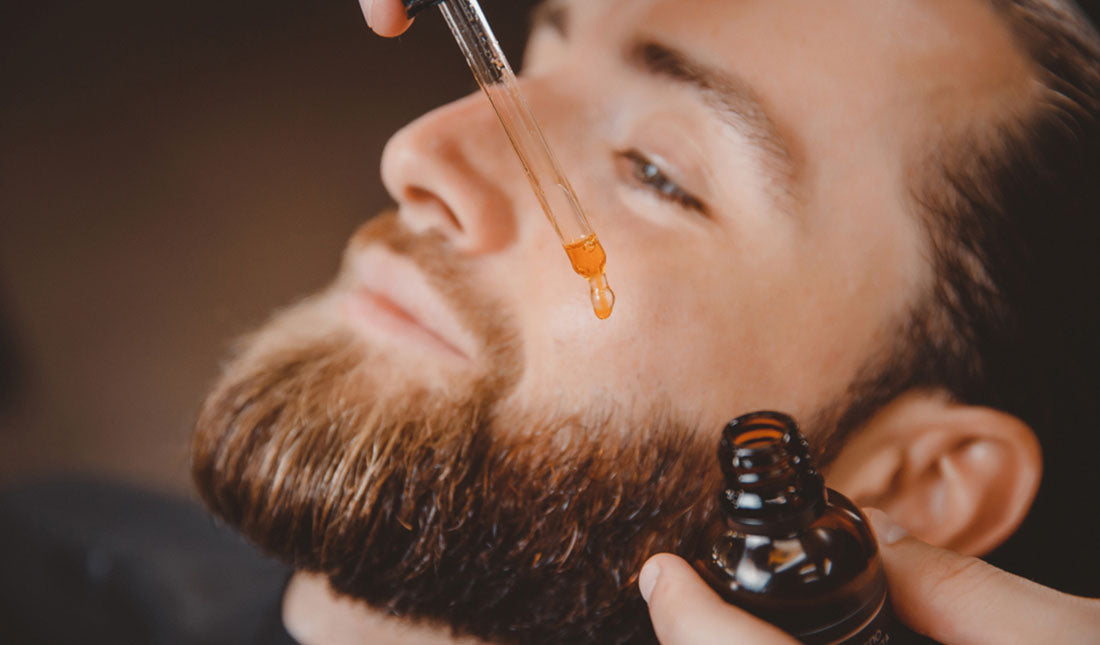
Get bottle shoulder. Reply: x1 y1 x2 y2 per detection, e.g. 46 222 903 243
699 489 879 595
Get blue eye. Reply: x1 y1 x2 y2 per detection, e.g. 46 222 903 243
619 149 706 214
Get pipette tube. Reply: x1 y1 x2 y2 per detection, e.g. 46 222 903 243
436 0 595 246
403 0 614 319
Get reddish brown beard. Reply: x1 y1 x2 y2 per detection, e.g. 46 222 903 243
191 215 722 645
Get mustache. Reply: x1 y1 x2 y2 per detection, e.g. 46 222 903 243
341 211 522 382
346 210 460 285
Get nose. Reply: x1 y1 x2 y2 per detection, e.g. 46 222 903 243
380 91 520 254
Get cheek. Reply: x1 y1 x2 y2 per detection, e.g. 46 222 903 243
502 225 766 420
507 235 874 436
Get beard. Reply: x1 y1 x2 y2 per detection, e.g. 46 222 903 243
191 214 722 645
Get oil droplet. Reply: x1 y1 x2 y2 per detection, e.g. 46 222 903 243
563 234 615 320
588 274 615 320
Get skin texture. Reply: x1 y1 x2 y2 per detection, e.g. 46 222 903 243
224 0 1086 643
373 0 1031 433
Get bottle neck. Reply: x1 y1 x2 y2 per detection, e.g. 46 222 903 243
718 412 826 536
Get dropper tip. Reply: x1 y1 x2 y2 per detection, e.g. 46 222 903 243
589 274 615 320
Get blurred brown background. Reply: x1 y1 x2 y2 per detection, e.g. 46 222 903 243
0 0 537 493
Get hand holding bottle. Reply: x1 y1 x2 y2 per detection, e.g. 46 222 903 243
640 509 1100 645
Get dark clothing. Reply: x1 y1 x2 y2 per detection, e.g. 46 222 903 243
0 479 297 645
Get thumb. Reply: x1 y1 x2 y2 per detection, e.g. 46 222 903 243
866 509 1100 644
640 554 797 645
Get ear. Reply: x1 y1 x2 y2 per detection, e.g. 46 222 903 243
824 389 1041 556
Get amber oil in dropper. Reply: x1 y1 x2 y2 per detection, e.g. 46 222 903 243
563 234 615 319
426 0 615 320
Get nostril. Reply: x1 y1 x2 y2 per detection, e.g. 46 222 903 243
404 185 464 233
380 95 519 254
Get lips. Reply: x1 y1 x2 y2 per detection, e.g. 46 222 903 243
342 247 475 360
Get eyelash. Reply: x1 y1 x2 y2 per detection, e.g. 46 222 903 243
618 149 706 214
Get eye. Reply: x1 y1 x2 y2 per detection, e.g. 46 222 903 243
618 149 707 214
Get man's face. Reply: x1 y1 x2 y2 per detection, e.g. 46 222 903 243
194 1 1031 643
368 0 1026 430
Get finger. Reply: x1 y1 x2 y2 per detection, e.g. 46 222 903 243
640 554 798 645
867 509 1100 644
358 0 414 37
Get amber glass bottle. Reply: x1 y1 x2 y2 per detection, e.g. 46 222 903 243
693 412 903 644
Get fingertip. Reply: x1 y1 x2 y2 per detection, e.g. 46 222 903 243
639 555 663 603
642 554 798 645
361 0 415 37
865 507 910 545
642 554 717 644
640 554 697 602
640 554 703 613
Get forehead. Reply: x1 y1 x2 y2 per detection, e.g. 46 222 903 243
566 0 1032 161
572 0 1026 79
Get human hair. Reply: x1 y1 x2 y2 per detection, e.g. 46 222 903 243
814 0 1100 462
811 0 1100 593
917 0 1100 434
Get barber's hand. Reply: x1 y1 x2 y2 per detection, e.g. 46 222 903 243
357 0 415 37
639 509 1100 644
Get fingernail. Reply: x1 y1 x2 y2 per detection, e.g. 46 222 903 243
866 508 909 545
363 0 376 28
639 560 661 603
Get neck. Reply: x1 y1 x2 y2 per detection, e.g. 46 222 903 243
282 571 491 645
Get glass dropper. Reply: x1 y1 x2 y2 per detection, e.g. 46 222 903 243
430 0 615 319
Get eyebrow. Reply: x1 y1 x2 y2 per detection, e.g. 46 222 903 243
627 40 797 202
529 2 798 206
